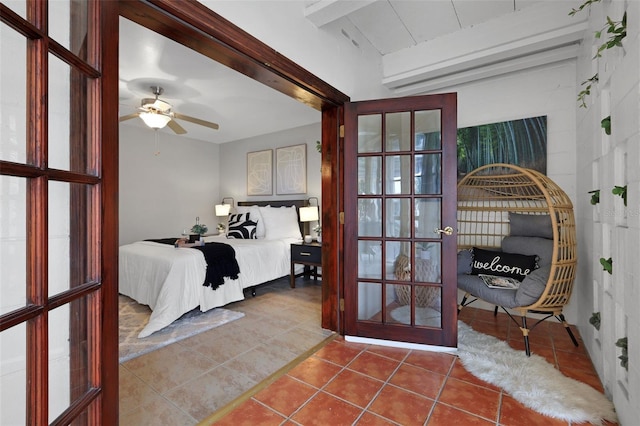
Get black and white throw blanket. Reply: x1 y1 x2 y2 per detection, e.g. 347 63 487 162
145 238 240 290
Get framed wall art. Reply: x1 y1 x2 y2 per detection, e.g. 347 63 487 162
276 143 307 195
247 149 273 195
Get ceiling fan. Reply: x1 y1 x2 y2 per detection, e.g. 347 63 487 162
119 86 219 134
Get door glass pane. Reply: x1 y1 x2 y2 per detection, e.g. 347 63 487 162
49 296 91 422
415 154 441 195
415 110 441 150
49 1 90 61
385 155 411 195
387 240 411 281
386 198 410 238
49 182 94 296
414 243 441 284
357 282 382 321
358 240 381 279
358 199 381 236
0 322 26 425
0 24 27 164
387 285 441 327
385 112 410 151
358 157 382 195
358 114 381 153
48 54 92 174
2 1 26 19
0 176 27 314
415 198 441 239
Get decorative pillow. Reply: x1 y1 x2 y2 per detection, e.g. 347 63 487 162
235 205 265 238
471 247 538 281
259 205 302 240
226 213 257 239
501 236 554 267
509 213 553 239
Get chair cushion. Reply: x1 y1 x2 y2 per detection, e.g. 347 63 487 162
457 274 519 308
457 249 473 275
501 236 554 267
509 212 553 239
514 264 551 306
471 247 538 281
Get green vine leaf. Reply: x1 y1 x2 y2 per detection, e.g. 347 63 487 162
594 12 627 58
589 312 601 330
600 257 613 274
316 140 321 153
588 189 600 205
569 0 601 16
616 337 628 370
577 74 598 108
601 116 611 135
612 185 627 206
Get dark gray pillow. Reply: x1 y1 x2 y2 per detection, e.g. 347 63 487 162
509 213 553 239
457 249 473 275
514 264 551 306
457 273 519 308
501 236 554 267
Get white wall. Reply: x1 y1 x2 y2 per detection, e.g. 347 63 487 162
573 1 640 424
218 122 322 206
200 0 390 102
119 125 221 246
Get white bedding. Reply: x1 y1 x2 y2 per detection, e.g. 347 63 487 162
119 235 301 337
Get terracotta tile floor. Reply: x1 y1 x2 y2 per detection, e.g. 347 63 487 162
206 305 616 426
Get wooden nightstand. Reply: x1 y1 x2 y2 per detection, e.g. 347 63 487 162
290 242 322 288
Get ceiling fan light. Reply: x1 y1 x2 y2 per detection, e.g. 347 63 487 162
139 111 171 129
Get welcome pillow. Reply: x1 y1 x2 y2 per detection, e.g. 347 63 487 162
471 247 538 281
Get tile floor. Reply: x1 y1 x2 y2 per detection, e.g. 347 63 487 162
120 277 615 426
119 277 332 425
209 302 615 426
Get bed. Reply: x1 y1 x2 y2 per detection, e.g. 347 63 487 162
119 200 307 337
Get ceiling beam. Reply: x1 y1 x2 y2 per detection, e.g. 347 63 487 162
304 0 376 27
119 0 349 110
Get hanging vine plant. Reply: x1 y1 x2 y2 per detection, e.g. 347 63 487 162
616 337 628 370
601 116 611 135
589 312 601 330
612 185 627 206
600 257 613 274
588 189 600 205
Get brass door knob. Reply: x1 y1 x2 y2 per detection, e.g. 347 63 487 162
434 226 453 236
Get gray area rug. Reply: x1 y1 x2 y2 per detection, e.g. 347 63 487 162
457 321 617 424
119 295 244 363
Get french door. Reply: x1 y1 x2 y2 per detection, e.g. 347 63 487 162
0 1 118 424
343 94 458 347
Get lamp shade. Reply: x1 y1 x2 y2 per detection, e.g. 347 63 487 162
139 111 171 129
215 203 231 216
299 206 319 222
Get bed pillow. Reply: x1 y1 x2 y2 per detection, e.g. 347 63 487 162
259 205 302 240
501 236 554 267
226 213 257 239
509 213 553 239
471 247 538 281
235 205 266 238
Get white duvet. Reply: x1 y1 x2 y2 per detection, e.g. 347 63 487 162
119 236 301 337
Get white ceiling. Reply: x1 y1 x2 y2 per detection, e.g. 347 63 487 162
119 1 540 144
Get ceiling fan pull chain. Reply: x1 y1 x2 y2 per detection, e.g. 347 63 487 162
154 129 161 156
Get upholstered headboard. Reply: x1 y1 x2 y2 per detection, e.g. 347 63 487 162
237 199 308 236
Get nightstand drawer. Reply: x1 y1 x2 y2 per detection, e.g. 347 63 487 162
291 243 321 264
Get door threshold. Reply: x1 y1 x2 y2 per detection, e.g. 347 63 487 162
345 335 458 354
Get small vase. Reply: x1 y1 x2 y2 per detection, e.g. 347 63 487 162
316 234 322 243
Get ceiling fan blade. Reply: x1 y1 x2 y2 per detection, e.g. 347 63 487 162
119 112 140 122
173 112 219 130
167 119 187 135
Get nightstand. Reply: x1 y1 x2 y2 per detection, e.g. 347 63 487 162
290 242 322 288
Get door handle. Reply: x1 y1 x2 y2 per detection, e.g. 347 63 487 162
434 226 453 236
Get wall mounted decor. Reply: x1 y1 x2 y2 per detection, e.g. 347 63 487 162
456 115 547 177
276 143 307 195
247 149 273 195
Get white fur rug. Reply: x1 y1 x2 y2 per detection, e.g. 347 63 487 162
119 295 244 363
457 321 617 425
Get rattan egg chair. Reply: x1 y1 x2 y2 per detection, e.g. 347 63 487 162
456 163 578 356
